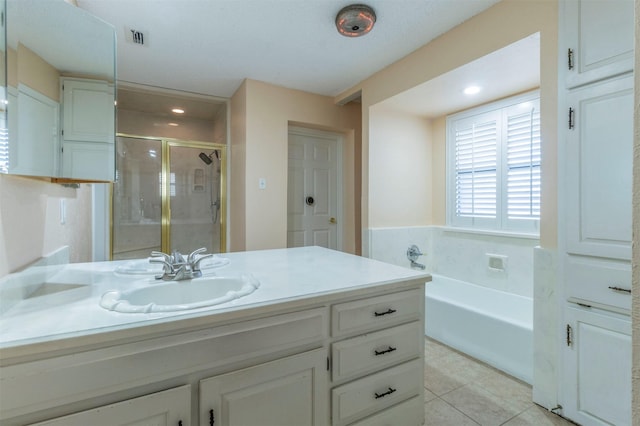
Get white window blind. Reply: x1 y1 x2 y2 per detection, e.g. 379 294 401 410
505 106 541 223
447 92 540 233
454 117 498 220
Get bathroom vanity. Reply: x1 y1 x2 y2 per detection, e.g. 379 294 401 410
0 247 430 426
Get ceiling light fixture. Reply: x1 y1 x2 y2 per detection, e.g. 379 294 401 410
463 85 481 95
335 4 376 37
172 108 185 114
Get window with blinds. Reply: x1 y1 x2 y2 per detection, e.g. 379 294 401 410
447 92 540 233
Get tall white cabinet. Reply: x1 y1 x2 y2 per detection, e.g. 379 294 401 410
559 1 634 424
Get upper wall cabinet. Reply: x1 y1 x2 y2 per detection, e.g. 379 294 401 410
2 0 116 182
562 0 634 88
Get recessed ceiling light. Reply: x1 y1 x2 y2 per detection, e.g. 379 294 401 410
168 122 179 127
172 108 185 114
463 85 481 95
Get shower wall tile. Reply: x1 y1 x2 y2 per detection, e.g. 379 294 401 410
369 226 432 271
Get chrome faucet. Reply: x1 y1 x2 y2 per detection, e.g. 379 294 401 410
149 247 214 281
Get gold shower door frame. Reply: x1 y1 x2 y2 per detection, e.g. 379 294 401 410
113 134 227 257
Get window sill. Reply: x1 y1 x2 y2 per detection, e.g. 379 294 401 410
437 226 540 240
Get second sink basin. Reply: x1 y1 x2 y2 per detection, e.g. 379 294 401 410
100 275 260 313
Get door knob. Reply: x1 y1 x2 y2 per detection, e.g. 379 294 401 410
329 217 337 224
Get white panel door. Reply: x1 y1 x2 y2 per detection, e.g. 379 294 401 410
565 74 633 260
563 307 631 426
287 129 340 249
199 349 328 426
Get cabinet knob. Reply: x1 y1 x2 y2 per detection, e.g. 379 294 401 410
329 217 337 224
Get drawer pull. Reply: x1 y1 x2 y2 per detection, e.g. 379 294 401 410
608 286 631 294
374 308 397 317
374 346 397 356
374 387 397 399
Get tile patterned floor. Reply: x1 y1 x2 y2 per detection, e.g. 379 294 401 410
423 338 576 426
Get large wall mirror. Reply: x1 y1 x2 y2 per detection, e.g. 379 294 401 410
2 0 116 181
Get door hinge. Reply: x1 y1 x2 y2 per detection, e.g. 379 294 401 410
566 324 573 347
209 409 215 426
568 107 575 129
568 48 574 70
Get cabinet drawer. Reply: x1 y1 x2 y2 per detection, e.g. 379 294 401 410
331 359 423 426
332 321 422 382
566 255 631 311
348 395 423 426
331 289 422 337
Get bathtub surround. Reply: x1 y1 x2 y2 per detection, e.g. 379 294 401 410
369 225 538 298
532 247 559 409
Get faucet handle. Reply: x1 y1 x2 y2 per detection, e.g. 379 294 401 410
150 251 171 261
192 253 214 276
188 247 207 264
149 257 174 279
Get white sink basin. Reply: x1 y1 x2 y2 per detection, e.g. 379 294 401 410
100 275 260 313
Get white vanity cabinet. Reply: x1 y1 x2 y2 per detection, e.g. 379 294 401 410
0 280 426 426
562 0 634 89
30 385 192 426
59 77 115 181
562 306 632 426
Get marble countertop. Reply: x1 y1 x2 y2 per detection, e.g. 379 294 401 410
0 247 429 356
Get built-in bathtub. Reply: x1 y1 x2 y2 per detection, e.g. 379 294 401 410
425 274 533 384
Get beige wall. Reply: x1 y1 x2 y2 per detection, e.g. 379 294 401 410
230 79 361 253
229 81 248 252
15 43 60 101
339 0 558 249
0 175 92 276
369 105 432 227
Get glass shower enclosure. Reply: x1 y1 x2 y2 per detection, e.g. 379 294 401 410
112 136 226 260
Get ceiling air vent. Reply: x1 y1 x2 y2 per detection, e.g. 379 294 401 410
125 27 148 46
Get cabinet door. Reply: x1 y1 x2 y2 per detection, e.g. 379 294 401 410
11 85 59 177
565 74 633 260
61 78 115 143
563 306 631 426
563 0 634 88
30 385 191 426
199 349 328 426
61 140 115 180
